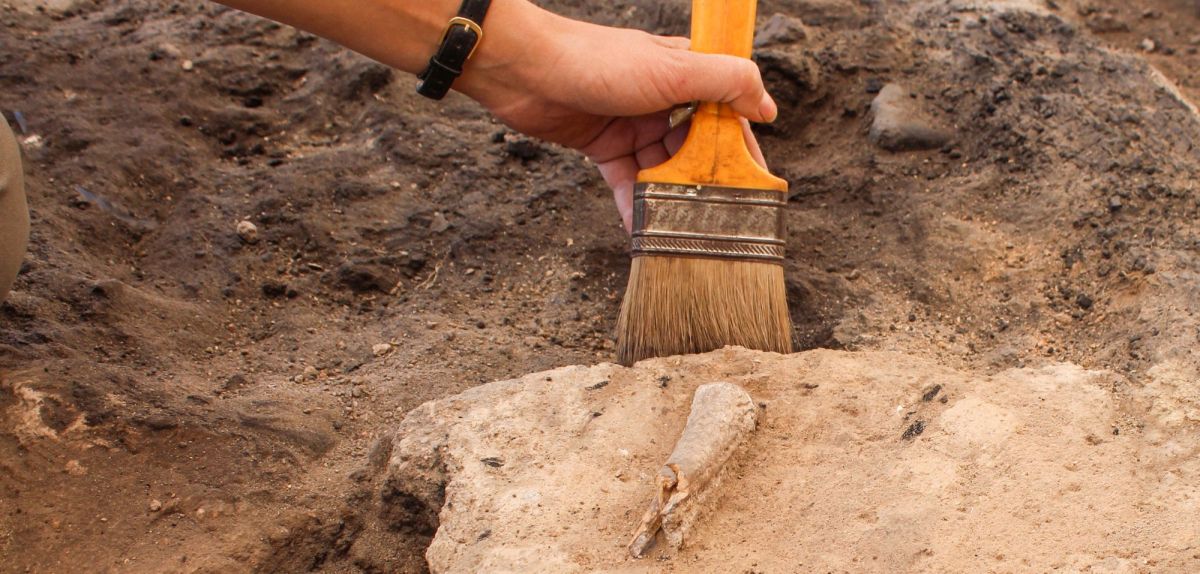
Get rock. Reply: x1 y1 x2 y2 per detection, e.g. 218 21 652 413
869 83 953 151
149 499 163 512
755 49 821 108
372 343 392 357
180 59 194 71
754 13 808 48
1140 38 1157 52
236 220 259 244
222 373 250 393
261 281 289 298
363 348 1197 573
503 138 542 161
341 61 393 99
136 414 179 431
336 262 398 293
151 42 183 60
64 460 86 476
428 211 451 233
1085 13 1129 33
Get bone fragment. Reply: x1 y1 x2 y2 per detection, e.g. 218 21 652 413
629 382 758 558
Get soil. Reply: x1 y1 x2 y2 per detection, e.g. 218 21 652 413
2 0 1200 572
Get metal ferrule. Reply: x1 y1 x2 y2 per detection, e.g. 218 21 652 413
631 182 788 263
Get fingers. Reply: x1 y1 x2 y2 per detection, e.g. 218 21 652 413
740 118 768 169
635 141 670 170
661 51 778 123
596 158 638 233
580 110 673 163
664 122 688 156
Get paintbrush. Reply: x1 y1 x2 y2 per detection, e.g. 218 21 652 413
616 0 791 366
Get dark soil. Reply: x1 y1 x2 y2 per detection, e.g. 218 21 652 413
2 0 1199 571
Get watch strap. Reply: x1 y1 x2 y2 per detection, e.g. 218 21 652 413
417 0 493 100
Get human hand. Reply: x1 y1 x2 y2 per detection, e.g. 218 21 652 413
458 2 776 232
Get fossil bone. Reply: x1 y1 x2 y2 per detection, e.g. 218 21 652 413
629 382 758 558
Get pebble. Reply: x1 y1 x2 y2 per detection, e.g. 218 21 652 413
503 138 542 161
154 42 183 59
1140 38 1156 52
869 84 953 151
181 59 194 71
236 220 259 243
372 343 393 357
754 13 808 48
261 281 289 298
429 211 451 233
149 499 163 512
64 460 86 476
1076 294 1094 310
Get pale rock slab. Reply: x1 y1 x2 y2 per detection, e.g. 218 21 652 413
378 348 1200 573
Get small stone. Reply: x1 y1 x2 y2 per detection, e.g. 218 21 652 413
1108 195 1123 212
372 343 393 357
64 460 86 476
139 414 179 431
901 420 926 440
429 211 451 233
504 138 542 161
236 220 259 244
181 59 194 71
1076 293 1094 309
261 281 288 298
1140 38 1156 52
149 499 163 512
869 84 952 152
155 42 183 59
754 13 808 48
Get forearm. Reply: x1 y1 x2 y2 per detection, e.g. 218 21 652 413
217 0 554 103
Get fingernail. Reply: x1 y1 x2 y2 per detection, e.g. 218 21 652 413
759 94 778 123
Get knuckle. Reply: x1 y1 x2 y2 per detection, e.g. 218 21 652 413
735 59 762 93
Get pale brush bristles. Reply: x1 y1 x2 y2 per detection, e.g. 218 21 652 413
616 256 793 366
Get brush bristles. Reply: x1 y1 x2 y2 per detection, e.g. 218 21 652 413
615 256 793 366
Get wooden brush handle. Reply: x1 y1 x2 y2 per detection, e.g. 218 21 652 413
637 0 788 192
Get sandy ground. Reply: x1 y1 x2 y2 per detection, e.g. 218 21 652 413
2 0 1200 571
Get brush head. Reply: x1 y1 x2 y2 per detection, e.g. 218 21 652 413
616 256 792 366
615 182 793 366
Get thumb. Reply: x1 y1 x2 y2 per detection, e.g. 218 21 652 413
663 51 778 123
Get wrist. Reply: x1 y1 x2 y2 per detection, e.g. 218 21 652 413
453 0 557 109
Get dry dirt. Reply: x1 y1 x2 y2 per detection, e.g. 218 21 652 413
2 0 1200 572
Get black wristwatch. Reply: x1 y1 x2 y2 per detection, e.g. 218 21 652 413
417 0 493 100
